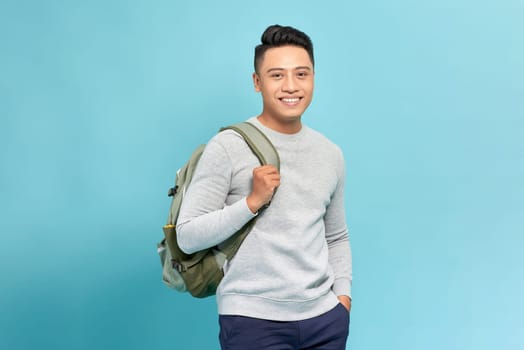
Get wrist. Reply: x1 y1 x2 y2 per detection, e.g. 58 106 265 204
337 295 352 312
246 195 263 214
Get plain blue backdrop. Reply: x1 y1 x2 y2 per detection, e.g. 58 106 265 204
1 0 523 349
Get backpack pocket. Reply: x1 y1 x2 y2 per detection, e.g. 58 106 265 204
157 238 187 292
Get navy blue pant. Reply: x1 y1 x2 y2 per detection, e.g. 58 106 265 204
219 303 350 350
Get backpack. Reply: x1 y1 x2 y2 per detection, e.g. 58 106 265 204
157 122 279 298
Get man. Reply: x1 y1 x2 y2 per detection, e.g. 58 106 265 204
177 24 352 350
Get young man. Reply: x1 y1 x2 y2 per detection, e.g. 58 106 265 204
177 24 352 350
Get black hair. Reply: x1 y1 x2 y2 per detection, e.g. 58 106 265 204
254 24 314 73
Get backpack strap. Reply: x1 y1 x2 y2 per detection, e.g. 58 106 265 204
216 122 280 261
220 122 280 171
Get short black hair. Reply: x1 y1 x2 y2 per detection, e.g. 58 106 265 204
254 24 314 73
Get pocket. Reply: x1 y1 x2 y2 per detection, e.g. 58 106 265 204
337 303 350 326
337 302 350 313
157 240 187 292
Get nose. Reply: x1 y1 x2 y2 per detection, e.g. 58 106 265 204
281 74 298 93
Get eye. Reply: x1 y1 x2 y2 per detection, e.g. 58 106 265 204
297 71 309 79
271 73 283 79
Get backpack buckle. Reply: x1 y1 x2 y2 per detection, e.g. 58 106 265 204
171 259 186 272
168 186 179 197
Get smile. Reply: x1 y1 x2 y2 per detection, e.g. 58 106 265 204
280 97 301 106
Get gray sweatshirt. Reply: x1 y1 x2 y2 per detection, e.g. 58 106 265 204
177 117 352 321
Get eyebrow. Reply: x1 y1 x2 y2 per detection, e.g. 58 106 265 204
266 66 312 73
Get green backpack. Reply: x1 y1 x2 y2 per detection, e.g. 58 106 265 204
157 122 279 298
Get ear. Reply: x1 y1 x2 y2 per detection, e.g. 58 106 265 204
252 72 261 92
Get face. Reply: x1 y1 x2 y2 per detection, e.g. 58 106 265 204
253 45 314 132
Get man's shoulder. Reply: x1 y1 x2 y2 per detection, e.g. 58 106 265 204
206 126 252 157
304 125 343 155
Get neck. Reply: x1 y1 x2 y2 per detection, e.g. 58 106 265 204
256 114 302 134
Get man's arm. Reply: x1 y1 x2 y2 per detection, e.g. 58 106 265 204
325 149 353 310
176 135 280 254
176 137 255 254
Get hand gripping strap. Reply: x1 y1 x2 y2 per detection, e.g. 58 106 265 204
218 122 280 260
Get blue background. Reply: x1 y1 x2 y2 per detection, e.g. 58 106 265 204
1 0 523 349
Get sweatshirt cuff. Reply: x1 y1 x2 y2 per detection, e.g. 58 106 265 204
241 196 258 218
225 197 257 233
332 277 351 299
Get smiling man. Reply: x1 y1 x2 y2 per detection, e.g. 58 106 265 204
252 44 313 134
177 24 352 350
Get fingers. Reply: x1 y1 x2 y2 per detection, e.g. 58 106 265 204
253 165 280 189
253 165 279 176
247 165 280 213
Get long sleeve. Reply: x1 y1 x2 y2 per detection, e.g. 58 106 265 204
176 136 257 254
324 149 352 298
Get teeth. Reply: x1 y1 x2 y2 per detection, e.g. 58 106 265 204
282 98 299 103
